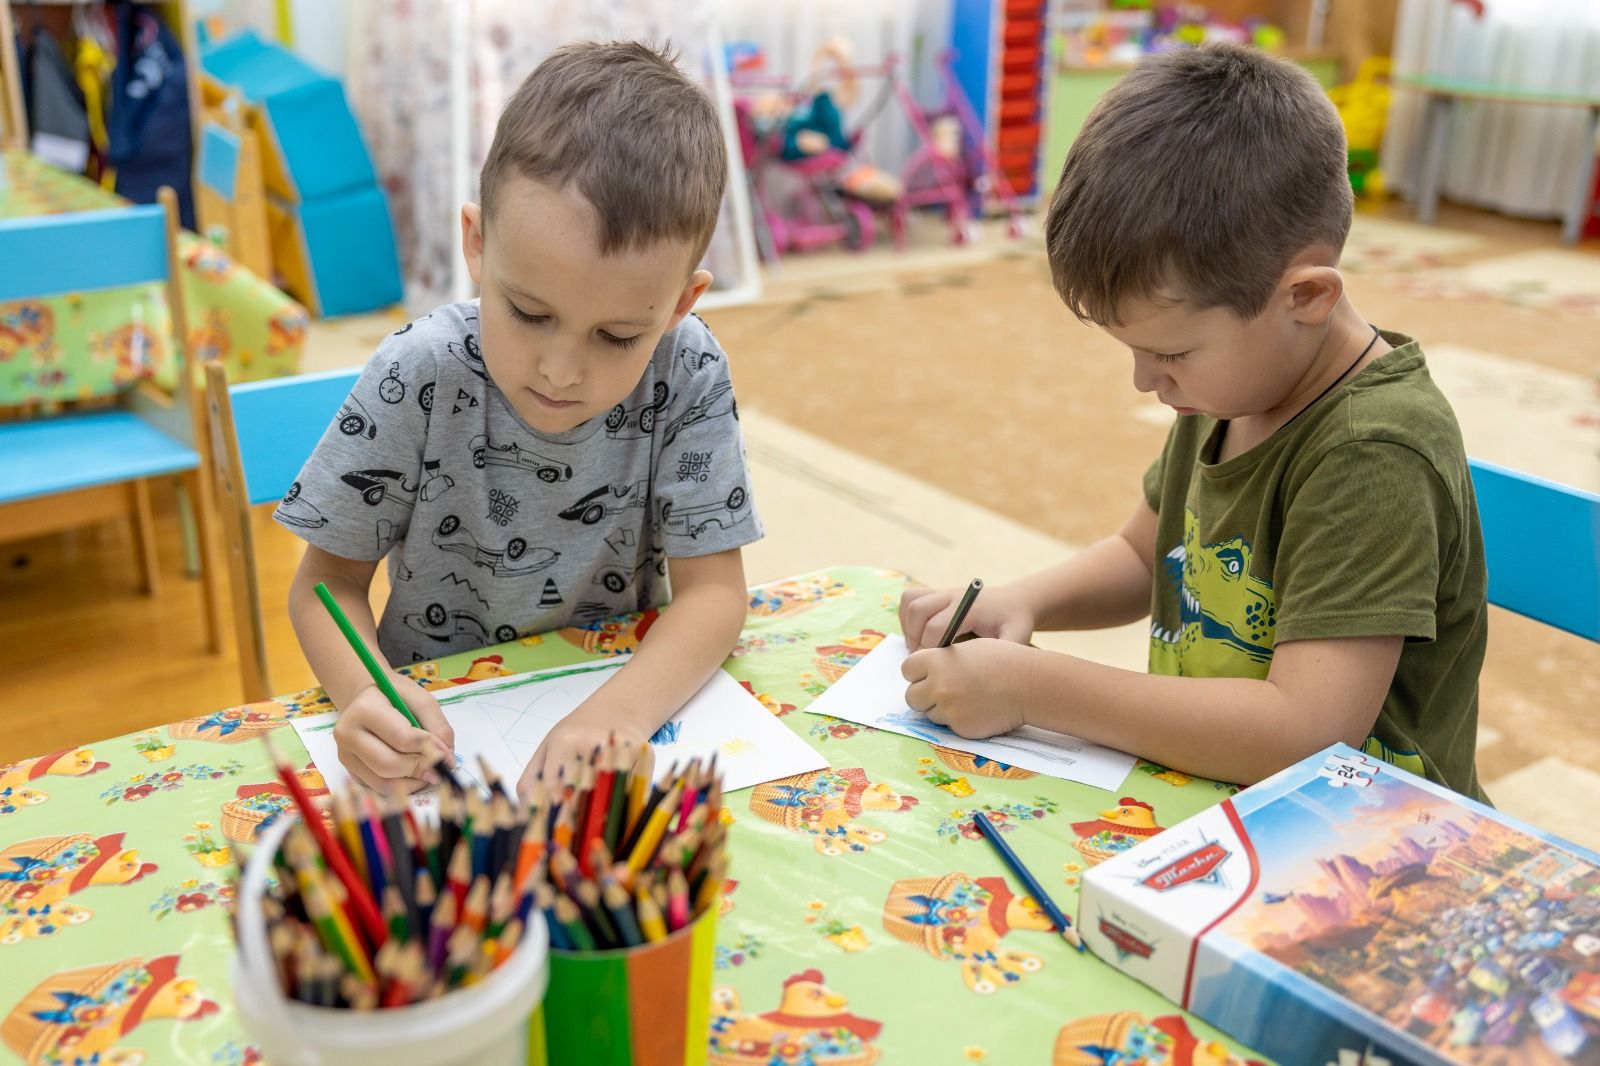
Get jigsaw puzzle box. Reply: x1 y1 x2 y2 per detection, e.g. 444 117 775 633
1080 744 1600 1064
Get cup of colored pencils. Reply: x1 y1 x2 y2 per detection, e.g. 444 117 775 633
230 734 727 1066
530 739 728 1066
228 736 551 1066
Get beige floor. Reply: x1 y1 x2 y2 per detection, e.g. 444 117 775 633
5 201 1597 852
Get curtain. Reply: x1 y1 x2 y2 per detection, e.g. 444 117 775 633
1383 0 1600 220
345 0 724 309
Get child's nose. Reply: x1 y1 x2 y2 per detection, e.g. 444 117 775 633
1131 357 1163 395
539 346 583 389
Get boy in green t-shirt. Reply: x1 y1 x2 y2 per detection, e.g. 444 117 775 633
900 43 1489 799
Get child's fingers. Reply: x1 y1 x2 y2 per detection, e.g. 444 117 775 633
339 746 431 795
898 587 937 646
341 709 445 782
902 590 952 652
406 692 456 755
338 745 386 793
905 676 936 716
901 647 933 684
917 606 955 651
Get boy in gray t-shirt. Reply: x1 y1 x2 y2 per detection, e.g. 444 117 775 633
277 42 762 796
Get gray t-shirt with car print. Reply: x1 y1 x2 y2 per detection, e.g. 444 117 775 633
274 301 762 665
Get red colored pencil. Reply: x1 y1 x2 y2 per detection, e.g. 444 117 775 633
263 735 388 949
578 741 616 876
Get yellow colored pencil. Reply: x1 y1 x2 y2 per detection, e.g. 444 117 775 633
625 783 681 876
635 885 668 942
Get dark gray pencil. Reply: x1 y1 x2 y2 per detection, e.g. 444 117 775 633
937 578 984 648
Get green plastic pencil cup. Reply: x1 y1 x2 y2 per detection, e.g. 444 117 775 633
531 902 719 1066
312 581 422 729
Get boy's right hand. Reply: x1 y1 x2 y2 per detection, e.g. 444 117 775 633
333 677 456 793
900 583 1036 652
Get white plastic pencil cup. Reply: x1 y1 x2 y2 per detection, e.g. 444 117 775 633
230 813 550 1066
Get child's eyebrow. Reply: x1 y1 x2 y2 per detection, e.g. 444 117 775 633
501 282 657 329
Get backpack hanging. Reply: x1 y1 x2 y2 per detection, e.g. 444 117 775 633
107 4 194 227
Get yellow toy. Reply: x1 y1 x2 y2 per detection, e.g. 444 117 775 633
1328 57 1393 198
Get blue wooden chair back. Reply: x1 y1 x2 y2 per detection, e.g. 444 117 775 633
1470 458 1600 642
228 367 361 504
0 198 194 433
205 362 359 700
0 204 170 300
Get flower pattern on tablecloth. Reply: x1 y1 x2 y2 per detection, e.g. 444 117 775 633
0 566 1265 1064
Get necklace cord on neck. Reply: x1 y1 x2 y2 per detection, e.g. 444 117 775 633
1283 324 1382 430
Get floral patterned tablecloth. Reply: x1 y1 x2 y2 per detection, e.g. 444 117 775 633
0 567 1271 1066
0 150 307 409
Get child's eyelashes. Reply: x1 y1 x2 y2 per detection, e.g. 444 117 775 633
1152 351 1190 364
507 302 640 350
599 331 642 351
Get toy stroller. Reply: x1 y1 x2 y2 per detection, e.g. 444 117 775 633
889 50 1030 242
731 39 912 260
733 91 883 259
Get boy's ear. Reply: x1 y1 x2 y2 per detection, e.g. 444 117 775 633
1282 264 1343 325
461 204 485 287
665 269 715 330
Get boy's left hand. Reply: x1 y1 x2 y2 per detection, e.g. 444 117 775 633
518 707 649 801
902 639 1031 740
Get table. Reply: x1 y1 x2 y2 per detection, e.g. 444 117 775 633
0 567 1269 1065
0 149 308 409
1399 75 1600 245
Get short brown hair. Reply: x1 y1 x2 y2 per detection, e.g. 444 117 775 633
479 41 727 264
1044 43 1352 326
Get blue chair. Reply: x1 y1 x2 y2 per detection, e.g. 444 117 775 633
0 190 222 648
1469 458 1600 642
204 360 359 700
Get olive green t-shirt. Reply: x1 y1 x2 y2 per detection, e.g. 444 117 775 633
1142 332 1489 801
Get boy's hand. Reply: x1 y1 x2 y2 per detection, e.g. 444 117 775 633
518 706 649 801
902 639 1030 739
900 584 1036 652
333 677 455 794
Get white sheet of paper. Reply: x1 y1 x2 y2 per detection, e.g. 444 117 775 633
292 701 515 807
803 634 1138 791
292 660 826 798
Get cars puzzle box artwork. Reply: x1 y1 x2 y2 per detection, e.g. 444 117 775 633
1081 745 1600 1064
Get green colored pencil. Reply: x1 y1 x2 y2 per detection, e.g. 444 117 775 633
313 581 422 729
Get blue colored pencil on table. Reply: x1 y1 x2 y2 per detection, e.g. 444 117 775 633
973 810 1085 951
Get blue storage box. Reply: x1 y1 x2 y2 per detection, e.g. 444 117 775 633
200 31 376 202
201 31 402 316
295 186 404 316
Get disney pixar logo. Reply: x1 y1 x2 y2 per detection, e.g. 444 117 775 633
1140 841 1230 892
1098 918 1155 960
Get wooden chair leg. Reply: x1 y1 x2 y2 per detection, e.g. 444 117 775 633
183 468 227 655
175 478 201 578
128 480 161 596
